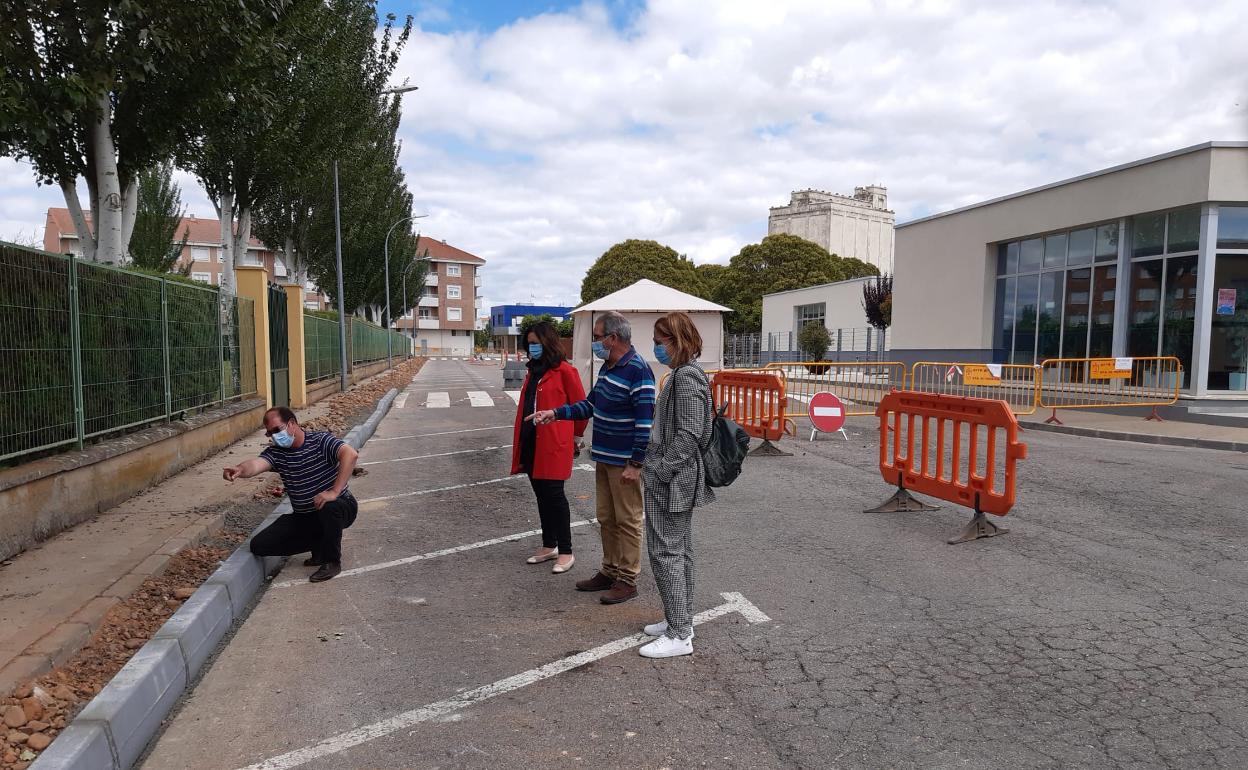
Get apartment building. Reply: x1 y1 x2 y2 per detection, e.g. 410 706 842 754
43 207 328 308
394 238 485 356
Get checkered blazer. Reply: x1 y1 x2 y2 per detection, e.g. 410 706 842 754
643 362 715 512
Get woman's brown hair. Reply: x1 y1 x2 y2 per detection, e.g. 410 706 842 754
525 321 566 369
654 312 702 368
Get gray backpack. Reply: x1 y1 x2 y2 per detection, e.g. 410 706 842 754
669 366 750 488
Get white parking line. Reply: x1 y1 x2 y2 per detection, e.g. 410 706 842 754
394 394 409 409
425 392 450 408
370 426 512 442
359 445 511 466
272 521 591 588
358 464 593 504
505 390 521 404
235 592 770 770
467 391 494 407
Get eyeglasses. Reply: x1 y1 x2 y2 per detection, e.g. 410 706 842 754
592 332 614 341
264 422 291 437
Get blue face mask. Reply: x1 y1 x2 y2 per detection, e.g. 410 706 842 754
271 428 294 449
592 341 608 360
528 343 543 359
653 343 671 366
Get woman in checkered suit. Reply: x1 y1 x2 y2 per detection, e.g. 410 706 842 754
639 312 715 659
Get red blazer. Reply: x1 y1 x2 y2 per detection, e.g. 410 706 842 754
510 361 588 480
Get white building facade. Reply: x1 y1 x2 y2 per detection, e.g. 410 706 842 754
768 186 895 274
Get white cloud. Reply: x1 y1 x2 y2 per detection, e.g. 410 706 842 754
4 0 1246 315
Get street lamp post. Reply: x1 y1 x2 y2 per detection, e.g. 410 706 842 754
384 214 427 369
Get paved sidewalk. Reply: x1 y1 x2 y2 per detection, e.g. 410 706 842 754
1019 409 1248 451
0 398 335 697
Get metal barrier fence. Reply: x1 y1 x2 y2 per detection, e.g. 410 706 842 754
350 318 411 365
1 242 258 463
869 390 1027 544
765 361 905 417
908 362 1041 416
1037 356 1182 423
710 370 789 455
303 313 342 384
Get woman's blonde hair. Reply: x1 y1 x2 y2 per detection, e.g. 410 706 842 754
654 312 702 368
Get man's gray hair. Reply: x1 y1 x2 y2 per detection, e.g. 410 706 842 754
598 311 632 342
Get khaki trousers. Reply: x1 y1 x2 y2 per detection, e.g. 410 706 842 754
595 462 644 585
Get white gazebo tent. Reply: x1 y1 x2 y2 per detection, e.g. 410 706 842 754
570 279 732 392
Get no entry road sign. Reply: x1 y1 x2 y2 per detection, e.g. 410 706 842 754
810 392 847 433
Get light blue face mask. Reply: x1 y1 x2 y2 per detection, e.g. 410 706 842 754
528 343 543 359
271 429 294 449
592 341 608 359
653 343 671 366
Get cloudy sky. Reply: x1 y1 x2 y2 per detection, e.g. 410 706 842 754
2 0 1246 313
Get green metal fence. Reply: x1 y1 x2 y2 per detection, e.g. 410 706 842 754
304 313 342 384
0 242 259 463
350 318 411 365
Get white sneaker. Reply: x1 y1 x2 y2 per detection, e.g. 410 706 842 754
642 620 694 639
639 634 693 658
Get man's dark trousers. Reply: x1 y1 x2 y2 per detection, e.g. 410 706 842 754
250 497 358 563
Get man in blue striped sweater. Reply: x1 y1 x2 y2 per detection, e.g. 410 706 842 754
530 311 656 604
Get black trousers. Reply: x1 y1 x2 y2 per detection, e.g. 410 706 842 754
250 497 358 564
529 477 572 554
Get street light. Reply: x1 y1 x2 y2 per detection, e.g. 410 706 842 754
384 213 428 368
330 82 419 389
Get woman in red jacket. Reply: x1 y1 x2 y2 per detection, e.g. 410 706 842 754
511 321 587 574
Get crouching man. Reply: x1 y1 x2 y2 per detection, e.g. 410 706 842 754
223 407 359 582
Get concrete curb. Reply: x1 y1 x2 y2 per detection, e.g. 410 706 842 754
31 388 401 770
1022 420 1248 453
0 513 225 698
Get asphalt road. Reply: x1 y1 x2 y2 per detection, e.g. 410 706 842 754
140 359 1248 770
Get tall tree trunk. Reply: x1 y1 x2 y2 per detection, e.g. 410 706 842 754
285 236 308 286
90 92 125 263
232 205 252 279
119 177 138 262
218 191 236 295
60 181 96 260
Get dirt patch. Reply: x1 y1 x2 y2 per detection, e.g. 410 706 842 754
302 357 425 436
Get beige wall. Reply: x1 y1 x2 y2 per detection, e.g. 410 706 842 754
893 144 1248 353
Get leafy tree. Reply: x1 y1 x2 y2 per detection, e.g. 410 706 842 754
518 313 557 337
862 273 893 329
128 162 189 273
556 317 574 338
798 321 831 361
715 234 878 334
473 328 492 350
0 0 292 263
580 240 704 304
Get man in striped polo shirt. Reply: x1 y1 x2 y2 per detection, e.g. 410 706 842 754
223 407 360 583
531 311 656 604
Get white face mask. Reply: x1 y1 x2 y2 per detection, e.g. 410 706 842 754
271 428 294 448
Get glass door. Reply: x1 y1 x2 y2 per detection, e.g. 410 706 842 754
1208 253 1248 391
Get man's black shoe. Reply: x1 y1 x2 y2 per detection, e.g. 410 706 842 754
304 556 326 567
309 562 342 582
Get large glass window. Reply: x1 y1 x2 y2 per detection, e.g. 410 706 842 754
1162 255 1198 381
1013 274 1039 364
795 302 825 331
1037 272 1063 360
1128 261 1163 356
1068 228 1095 267
1133 213 1165 258
1043 234 1067 269
1167 207 1200 253
1219 206 1248 249
1095 223 1119 262
1208 254 1248 391
1019 239 1043 273
1062 268 1091 358
1089 265 1116 357
993 277 1016 358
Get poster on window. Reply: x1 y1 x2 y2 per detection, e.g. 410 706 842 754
1217 288 1237 315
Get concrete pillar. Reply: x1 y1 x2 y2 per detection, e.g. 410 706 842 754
283 284 309 407
1191 204 1220 396
235 266 272 408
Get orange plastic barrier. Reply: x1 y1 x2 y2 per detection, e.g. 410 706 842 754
711 371 789 455
870 390 1027 544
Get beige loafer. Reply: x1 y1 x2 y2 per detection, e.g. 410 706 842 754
552 555 575 574
526 549 558 564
